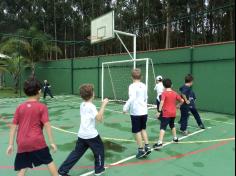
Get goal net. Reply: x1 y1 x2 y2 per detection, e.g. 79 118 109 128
101 58 156 105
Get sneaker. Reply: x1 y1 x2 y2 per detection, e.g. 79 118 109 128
173 137 179 143
153 143 163 150
59 174 71 176
199 124 206 129
144 145 152 156
136 149 146 159
94 170 105 176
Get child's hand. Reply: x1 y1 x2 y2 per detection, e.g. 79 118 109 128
102 98 109 106
123 111 128 114
6 145 14 155
50 144 57 153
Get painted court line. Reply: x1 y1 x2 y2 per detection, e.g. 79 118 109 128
79 128 206 176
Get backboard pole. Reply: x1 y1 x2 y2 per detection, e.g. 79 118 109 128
114 30 137 68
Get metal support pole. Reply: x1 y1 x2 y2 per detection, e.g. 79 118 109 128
101 63 104 101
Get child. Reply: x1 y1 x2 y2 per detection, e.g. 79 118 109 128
58 84 109 176
153 79 184 149
154 75 165 119
6 77 58 176
43 80 54 99
179 74 205 135
123 69 151 159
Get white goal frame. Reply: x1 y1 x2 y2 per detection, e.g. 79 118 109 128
101 58 153 101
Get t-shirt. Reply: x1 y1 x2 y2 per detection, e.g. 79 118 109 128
161 90 182 118
179 85 195 107
154 82 165 101
123 82 148 116
78 102 99 139
13 101 49 153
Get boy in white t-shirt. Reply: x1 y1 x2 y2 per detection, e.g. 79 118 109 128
154 75 165 119
123 69 151 159
58 84 109 176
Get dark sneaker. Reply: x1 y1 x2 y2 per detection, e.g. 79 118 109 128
95 171 105 176
173 138 179 143
199 124 206 129
145 145 152 156
136 149 146 159
153 143 163 150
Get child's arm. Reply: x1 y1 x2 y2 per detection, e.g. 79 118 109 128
181 94 190 104
96 98 109 122
6 124 17 155
44 122 57 153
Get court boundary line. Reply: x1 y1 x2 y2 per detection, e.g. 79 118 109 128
51 126 234 145
80 128 206 176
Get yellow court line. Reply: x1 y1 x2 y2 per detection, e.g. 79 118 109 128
51 125 235 145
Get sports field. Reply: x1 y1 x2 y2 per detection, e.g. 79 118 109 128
0 95 235 176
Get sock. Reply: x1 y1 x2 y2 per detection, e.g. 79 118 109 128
158 141 162 145
173 136 178 140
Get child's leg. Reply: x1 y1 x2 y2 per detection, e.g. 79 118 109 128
135 132 143 148
169 118 177 139
158 118 169 143
58 138 88 175
17 169 27 176
88 136 105 174
180 106 190 131
141 130 149 145
140 115 149 145
47 162 58 176
190 107 204 126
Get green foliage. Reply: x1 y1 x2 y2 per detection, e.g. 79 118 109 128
0 0 234 58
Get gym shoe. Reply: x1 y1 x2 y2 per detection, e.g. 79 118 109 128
199 124 206 129
144 145 152 156
153 143 163 150
173 137 179 143
94 170 105 176
136 149 146 159
59 174 71 176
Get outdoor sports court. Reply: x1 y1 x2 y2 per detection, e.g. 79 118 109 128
0 95 234 176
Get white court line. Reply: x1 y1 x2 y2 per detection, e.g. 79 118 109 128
79 128 207 176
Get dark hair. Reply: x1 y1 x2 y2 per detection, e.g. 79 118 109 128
163 78 172 88
24 77 42 96
132 69 142 80
80 84 94 101
185 74 194 83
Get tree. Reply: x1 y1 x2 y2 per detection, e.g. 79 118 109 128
0 56 28 93
0 26 62 74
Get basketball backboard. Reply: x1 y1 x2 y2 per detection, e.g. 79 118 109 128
91 11 115 44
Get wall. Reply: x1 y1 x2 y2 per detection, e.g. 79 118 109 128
3 42 235 114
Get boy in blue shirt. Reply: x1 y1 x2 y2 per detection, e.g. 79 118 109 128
179 74 205 135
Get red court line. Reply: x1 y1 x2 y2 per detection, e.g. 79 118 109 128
0 140 231 171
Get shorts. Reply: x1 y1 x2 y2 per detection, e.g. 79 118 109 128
15 147 53 171
131 115 148 133
160 117 176 131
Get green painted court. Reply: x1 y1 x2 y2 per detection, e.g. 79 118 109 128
0 95 234 176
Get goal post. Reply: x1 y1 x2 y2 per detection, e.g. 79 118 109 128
101 58 156 104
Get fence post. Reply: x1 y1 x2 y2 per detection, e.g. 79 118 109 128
190 46 194 75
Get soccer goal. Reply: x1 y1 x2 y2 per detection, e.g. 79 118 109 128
91 11 157 105
101 58 156 104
